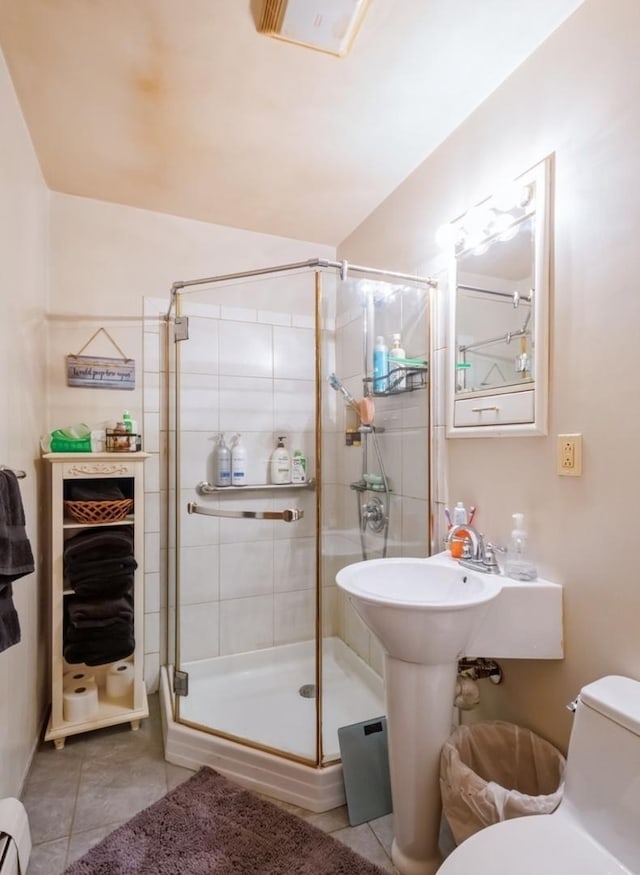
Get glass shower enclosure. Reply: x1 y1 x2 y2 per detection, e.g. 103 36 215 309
163 259 433 773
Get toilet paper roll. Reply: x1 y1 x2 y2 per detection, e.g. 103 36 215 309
63 678 99 722
105 660 134 698
63 669 96 689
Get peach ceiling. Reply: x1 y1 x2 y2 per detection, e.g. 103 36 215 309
0 0 585 244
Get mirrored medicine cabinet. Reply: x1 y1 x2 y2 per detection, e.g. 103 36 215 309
445 156 551 437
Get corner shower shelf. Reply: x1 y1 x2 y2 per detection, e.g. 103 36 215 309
364 363 429 397
350 481 392 494
196 478 316 495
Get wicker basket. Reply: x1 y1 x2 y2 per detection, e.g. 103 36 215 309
64 499 134 524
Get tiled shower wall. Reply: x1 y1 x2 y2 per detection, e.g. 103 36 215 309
144 293 342 679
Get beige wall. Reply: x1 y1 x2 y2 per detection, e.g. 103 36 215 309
47 192 334 430
0 50 49 796
339 0 640 752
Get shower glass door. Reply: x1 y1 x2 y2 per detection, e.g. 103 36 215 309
166 262 432 769
171 270 320 763
319 273 432 763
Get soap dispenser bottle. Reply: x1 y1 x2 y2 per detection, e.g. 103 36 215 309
504 513 538 580
231 433 247 486
270 435 291 485
213 433 232 487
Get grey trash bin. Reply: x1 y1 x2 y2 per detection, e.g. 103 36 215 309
439 720 566 845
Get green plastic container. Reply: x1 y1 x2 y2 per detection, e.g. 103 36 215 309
48 424 92 453
49 436 92 452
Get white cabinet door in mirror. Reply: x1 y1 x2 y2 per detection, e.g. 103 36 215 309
444 156 551 437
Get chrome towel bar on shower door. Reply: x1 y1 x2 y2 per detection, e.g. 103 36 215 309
187 502 304 522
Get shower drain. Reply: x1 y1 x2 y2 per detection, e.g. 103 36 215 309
298 684 317 698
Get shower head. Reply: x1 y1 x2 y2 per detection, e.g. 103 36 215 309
328 373 360 411
328 373 376 424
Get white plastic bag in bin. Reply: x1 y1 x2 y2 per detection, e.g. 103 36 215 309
440 720 566 845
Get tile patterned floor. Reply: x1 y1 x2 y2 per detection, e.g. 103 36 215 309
22 694 400 873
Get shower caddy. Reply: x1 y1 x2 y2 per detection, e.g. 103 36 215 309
43 452 149 749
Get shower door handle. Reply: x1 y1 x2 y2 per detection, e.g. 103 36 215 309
187 502 304 522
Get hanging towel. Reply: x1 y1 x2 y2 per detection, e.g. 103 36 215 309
0 470 35 581
0 470 35 653
0 584 21 653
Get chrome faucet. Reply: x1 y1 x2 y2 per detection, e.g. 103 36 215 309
446 524 501 574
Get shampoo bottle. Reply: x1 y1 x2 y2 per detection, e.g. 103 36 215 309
373 336 389 393
270 436 291 485
388 333 407 391
231 433 247 486
504 513 538 580
214 433 231 487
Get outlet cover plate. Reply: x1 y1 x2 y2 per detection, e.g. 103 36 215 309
557 433 582 476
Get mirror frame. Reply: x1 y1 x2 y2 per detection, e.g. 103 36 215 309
446 156 551 437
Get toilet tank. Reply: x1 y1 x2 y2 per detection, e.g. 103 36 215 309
562 675 640 871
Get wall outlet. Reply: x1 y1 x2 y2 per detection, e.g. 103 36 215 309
557 434 582 476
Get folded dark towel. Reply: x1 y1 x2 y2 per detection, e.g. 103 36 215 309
0 583 20 652
65 618 133 643
0 469 35 581
63 527 134 565
70 574 134 599
67 482 125 501
67 593 134 629
63 636 135 667
66 554 137 579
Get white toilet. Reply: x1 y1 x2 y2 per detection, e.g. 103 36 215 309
438 675 640 874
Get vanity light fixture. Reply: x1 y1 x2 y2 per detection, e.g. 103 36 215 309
258 0 370 57
436 179 536 255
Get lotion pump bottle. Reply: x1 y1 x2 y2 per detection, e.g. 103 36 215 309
504 513 538 580
214 433 231 487
270 435 291 485
231 433 247 486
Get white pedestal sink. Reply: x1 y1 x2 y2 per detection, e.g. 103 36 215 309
336 558 503 875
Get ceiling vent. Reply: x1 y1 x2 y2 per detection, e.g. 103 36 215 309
258 0 370 57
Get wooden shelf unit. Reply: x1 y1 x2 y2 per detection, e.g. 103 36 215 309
43 453 149 749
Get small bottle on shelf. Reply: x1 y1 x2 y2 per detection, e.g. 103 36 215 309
373 336 389 393
291 450 307 483
213 434 232 487
270 436 291 485
231 434 247 486
388 333 407 391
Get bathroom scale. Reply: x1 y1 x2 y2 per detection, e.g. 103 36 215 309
338 715 393 826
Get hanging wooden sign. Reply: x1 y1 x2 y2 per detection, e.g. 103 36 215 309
66 328 135 390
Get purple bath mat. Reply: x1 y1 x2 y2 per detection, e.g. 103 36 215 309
63 766 389 874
